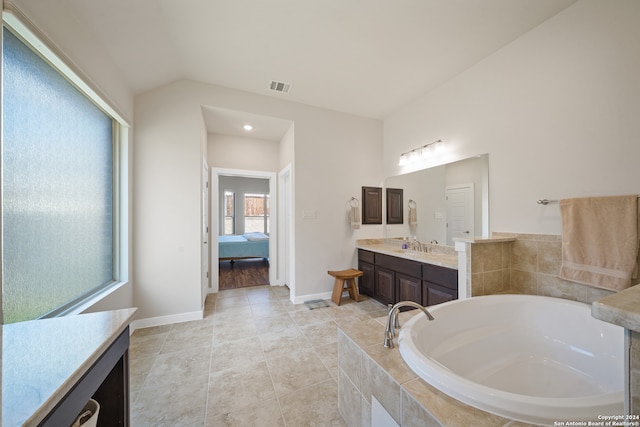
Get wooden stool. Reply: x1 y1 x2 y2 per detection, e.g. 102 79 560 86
328 268 363 306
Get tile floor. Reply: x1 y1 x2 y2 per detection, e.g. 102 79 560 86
129 285 388 426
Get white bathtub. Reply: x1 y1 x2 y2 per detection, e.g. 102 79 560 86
397 294 624 426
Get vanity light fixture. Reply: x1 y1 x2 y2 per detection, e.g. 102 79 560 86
243 124 254 131
398 139 444 166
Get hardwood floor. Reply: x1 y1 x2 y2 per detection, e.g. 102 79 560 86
218 258 270 290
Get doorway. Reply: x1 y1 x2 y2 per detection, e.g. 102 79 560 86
210 168 277 293
218 258 269 290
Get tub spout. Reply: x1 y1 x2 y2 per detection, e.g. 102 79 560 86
383 301 434 349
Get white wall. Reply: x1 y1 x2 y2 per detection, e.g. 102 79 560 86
12 0 133 121
209 133 280 171
384 0 640 235
280 124 295 170
135 80 382 319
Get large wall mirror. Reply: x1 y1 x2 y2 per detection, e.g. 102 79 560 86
384 154 489 246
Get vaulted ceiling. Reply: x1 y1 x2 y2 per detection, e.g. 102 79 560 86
31 0 578 137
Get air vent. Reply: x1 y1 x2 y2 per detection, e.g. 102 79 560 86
269 80 292 94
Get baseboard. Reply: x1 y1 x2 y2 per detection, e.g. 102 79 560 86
130 310 203 333
292 291 333 305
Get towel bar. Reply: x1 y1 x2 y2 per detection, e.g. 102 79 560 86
538 196 639 205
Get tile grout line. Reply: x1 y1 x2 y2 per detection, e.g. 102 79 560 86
256 290 290 426
202 300 216 426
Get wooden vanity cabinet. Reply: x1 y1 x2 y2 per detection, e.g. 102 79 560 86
357 249 457 308
424 284 456 306
357 249 375 296
422 264 458 306
397 273 422 303
374 266 395 306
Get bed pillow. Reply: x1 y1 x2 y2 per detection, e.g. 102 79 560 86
243 232 269 241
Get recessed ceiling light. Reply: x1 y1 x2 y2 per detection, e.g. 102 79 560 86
243 124 253 131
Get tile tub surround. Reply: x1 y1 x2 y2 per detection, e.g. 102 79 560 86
337 311 540 427
592 285 640 416
456 232 620 304
129 285 389 426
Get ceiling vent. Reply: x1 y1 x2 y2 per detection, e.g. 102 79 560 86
269 80 292 94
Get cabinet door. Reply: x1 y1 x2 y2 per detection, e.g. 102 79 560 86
386 188 403 224
374 266 395 306
362 186 383 224
396 273 421 305
423 281 457 306
358 261 374 296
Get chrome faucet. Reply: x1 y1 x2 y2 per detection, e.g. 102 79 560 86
383 301 434 348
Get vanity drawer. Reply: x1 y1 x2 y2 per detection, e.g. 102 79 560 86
358 249 375 264
423 264 457 290
375 253 422 278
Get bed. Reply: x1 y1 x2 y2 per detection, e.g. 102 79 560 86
218 232 269 261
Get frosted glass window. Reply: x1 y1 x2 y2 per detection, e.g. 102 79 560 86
2 27 114 323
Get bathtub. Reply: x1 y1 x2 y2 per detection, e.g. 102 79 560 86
397 294 624 426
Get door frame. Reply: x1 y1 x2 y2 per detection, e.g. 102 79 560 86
201 158 210 308
278 164 294 297
210 167 277 293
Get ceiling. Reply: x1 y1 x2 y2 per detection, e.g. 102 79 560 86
60 0 577 139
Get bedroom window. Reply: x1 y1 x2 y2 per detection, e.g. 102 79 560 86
244 193 269 234
223 191 235 235
1 22 125 323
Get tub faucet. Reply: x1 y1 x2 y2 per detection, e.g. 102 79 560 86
383 301 434 349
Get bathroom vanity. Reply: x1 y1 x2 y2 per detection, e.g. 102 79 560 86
357 239 458 308
2 308 137 426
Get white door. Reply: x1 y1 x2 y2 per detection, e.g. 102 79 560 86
446 184 474 245
202 159 210 307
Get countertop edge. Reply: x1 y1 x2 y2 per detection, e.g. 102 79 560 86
8 307 138 427
591 285 640 332
356 244 458 269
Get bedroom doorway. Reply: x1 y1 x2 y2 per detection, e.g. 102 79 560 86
210 168 277 293
219 259 269 290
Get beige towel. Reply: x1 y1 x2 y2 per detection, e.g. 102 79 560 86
559 195 639 291
408 207 417 226
350 206 360 229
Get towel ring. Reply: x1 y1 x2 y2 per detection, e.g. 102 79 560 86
350 197 360 208
408 199 417 208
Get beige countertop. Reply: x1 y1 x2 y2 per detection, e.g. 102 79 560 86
592 284 640 332
452 235 517 244
356 239 458 269
2 307 137 427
